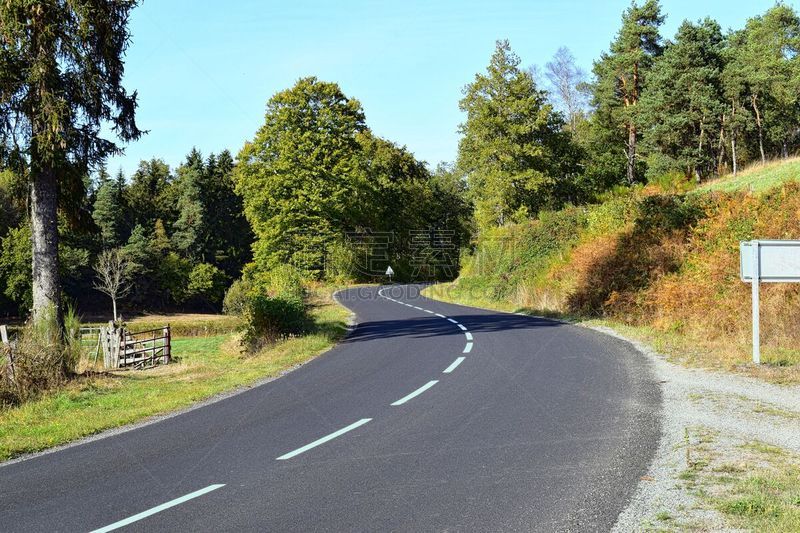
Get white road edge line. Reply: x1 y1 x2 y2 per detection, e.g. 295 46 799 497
443 357 465 373
457 324 467 331
90 484 225 533
465 332 473 341
391 380 439 406
423 309 434 314
276 418 372 460
435 313 446 318
447 318 458 324
413 306 423 310
463 342 473 353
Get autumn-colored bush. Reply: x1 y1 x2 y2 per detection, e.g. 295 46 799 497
454 178 800 370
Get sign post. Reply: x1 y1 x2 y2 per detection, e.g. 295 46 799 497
385 265 394 283
740 240 800 364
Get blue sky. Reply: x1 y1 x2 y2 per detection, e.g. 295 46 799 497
107 0 788 176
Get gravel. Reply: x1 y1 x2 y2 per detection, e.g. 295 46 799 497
588 325 800 532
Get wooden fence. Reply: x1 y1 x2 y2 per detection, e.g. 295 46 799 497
101 324 171 369
0 323 171 373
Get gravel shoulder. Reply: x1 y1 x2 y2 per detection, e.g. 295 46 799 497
597 325 800 532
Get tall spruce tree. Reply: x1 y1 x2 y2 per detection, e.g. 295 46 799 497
92 169 129 247
0 1 142 325
592 0 665 184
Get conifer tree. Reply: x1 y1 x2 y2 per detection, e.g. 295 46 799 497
592 0 665 184
457 40 576 229
0 1 142 324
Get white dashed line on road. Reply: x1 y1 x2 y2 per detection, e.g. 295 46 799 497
443 357 465 374
463 342 473 353
276 419 373 460
391 380 438 406
90 484 226 533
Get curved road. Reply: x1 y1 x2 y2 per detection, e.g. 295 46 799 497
0 285 660 532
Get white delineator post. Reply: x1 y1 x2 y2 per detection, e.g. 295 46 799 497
751 240 760 365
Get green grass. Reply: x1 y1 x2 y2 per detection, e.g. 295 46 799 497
0 286 350 462
677 428 800 532
696 157 800 194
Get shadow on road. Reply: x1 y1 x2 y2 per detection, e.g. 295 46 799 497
343 314 561 343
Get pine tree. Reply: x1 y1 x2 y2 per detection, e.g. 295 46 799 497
592 0 665 184
724 5 800 163
639 19 727 181
126 159 175 232
457 40 576 229
172 149 206 260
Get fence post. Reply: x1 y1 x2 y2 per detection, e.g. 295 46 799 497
163 325 171 364
1 325 13 384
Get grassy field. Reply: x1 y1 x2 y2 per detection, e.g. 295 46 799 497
0 286 350 462
697 157 800 194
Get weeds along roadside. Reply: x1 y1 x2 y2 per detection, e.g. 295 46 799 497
428 165 800 383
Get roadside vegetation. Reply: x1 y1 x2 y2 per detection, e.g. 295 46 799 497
678 428 800 532
0 285 349 461
427 159 800 383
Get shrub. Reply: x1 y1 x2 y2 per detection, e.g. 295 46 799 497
0 306 72 405
324 240 358 282
254 264 305 300
237 264 309 350
241 293 308 348
186 263 227 308
223 278 253 316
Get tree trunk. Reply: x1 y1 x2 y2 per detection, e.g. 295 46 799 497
751 94 766 164
31 164 62 327
112 297 118 322
626 124 636 185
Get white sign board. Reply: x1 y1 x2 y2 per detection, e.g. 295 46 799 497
385 266 394 277
740 240 800 365
740 240 800 282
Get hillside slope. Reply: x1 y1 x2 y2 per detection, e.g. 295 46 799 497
429 161 800 382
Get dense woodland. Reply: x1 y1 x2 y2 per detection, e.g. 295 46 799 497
1 1 799 322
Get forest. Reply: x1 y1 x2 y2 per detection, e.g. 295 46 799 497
1 0 798 323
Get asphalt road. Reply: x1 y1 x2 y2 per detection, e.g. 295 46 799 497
0 284 661 532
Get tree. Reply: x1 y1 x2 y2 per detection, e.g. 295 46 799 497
639 19 727 181
234 77 368 275
92 169 129 247
545 47 589 132
724 5 800 164
0 1 142 325
93 248 130 321
457 40 577 229
126 159 175 232
592 0 665 184
172 149 205 260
